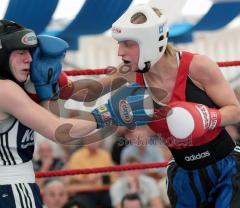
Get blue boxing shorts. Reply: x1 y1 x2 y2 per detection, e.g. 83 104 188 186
167 145 240 208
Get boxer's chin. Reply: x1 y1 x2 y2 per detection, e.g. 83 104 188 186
122 61 138 72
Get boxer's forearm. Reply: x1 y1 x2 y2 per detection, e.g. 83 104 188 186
53 115 97 144
219 104 240 126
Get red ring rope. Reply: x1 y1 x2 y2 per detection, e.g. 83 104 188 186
35 161 169 178
64 61 240 76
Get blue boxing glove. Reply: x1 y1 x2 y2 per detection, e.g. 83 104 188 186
30 35 69 101
91 83 155 128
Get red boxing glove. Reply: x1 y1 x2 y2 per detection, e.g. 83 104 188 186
24 78 40 102
24 71 74 102
58 71 74 100
165 101 221 139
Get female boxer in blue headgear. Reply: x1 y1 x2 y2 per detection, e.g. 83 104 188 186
88 4 240 208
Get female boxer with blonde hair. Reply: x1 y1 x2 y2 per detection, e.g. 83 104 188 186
88 4 240 208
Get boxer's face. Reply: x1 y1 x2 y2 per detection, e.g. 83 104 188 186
118 40 139 71
9 50 32 82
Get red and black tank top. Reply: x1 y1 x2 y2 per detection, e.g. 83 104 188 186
136 51 231 149
136 51 235 169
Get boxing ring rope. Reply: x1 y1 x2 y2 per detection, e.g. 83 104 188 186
34 60 240 179
64 60 240 76
64 68 112 76
35 161 169 178
218 61 240 67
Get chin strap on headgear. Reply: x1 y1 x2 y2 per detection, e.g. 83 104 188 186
0 19 38 83
112 4 168 73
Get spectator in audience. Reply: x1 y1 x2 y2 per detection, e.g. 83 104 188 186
121 193 143 208
42 179 68 208
121 127 165 177
120 138 164 164
66 132 115 208
121 127 164 163
110 156 164 208
33 140 65 189
33 140 65 172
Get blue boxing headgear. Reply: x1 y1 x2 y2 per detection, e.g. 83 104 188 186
0 20 38 83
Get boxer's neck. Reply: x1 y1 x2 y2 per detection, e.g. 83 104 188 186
146 52 178 80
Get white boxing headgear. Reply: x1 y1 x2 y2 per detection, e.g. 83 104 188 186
112 4 168 72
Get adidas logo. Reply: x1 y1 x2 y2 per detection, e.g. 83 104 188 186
185 151 210 162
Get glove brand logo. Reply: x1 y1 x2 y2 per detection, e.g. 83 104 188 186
209 112 218 130
196 104 210 129
112 27 121 33
21 32 37 45
185 150 210 161
98 105 108 113
119 100 133 123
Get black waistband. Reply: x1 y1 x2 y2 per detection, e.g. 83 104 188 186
169 130 235 170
